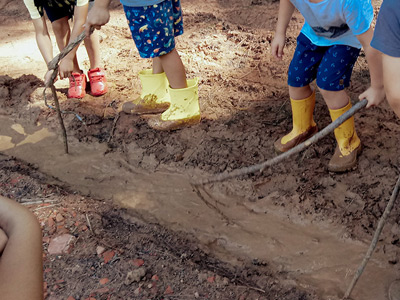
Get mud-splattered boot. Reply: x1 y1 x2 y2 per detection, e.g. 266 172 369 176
122 69 170 114
146 78 201 131
274 91 318 153
328 101 362 172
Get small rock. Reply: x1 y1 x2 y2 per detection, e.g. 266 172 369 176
194 292 200 298
131 258 145 267
125 267 147 285
164 285 173 295
198 272 208 283
99 278 109 285
96 246 106 256
47 234 76 255
222 277 230 286
55 214 64 222
103 250 115 264
103 107 116 119
48 216 55 227
151 274 159 281
134 287 141 296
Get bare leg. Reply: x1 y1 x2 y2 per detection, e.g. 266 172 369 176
158 49 187 89
319 88 349 109
152 57 164 74
52 17 81 73
0 196 43 300
84 30 101 69
289 85 313 100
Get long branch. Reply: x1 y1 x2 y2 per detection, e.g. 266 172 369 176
193 99 368 186
43 30 89 154
343 173 400 299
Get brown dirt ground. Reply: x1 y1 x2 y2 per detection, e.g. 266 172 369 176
1 0 400 299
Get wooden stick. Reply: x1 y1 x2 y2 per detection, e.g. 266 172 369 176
51 85 69 153
343 173 400 299
193 99 368 186
43 30 90 154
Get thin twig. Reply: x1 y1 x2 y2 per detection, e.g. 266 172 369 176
20 199 60 206
51 84 69 153
343 173 400 299
193 99 368 186
237 284 266 294
107 112 121 143
43 30 91 153
85 213 94 234
33 203 60 211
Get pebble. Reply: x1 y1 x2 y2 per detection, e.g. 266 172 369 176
124 267 147 285
96 246 106 256
47 234 76 255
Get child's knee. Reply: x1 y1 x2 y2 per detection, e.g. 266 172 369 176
51 19 69 37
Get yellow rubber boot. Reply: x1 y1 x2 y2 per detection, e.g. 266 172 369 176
274 91 318 153
146 78 201 131
122 69 170 114
328 101 362 172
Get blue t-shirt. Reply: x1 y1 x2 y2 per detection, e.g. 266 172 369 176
290 0 373 49
371 0 400 57
120 0 163 7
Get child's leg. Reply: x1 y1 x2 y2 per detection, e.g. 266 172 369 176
51 17 80 73
274 33 323 153
84 29 108 96
152 57 163 74
382 54 400 118
316 44 361 172
289 85 313 100
84 31 101 69
158 49 187 89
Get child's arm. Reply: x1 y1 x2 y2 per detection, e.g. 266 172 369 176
59 3 89 79
357 27 386 108
84 0 112 37
0 196 43 300
382 54 400 118
271 0 295 60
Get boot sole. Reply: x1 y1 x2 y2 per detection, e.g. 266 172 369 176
274 126 318 154
328 144 363 173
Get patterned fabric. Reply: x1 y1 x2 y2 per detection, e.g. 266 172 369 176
371 0 400 58
288 33 360 91
123 0 183 58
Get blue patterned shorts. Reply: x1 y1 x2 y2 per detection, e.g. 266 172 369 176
288 33 360 91
123 0 184 58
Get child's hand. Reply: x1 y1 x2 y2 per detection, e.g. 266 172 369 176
271 33 286 60
44 70 57 86
0 228 7 254
359 86 386 108
59 58 74 79
84 5 110 37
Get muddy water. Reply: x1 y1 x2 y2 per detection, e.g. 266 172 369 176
0 116 396 300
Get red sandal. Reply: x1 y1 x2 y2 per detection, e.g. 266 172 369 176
88 68 108 96
68 72 86 99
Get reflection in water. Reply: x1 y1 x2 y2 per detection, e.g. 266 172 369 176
0 123 54 151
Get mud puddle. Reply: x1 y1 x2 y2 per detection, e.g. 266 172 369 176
0 115 397 300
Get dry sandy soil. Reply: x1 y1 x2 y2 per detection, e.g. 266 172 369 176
1 0 400 299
